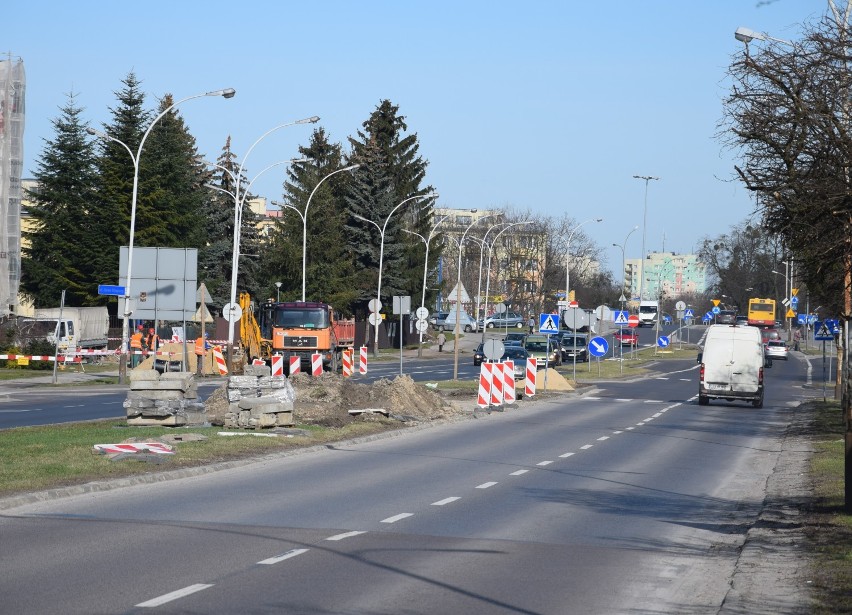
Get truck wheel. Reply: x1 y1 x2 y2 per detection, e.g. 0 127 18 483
698 395 709 406
753 396 763 408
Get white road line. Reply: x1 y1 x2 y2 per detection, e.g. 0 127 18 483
258 548 310 565
652 413 662 417
326 531 367 541
510 469 529 475
381 513 413 523
536 460 554 466
432 497 460 506
644 417 655 421
612 430 623 434
136 584 214 608
558 452 575 458
580 444 593 450
636 422 646 426
644 400 663 403
625 426 635 430
655 377 669 380
476 482 498 489
615 398 632 402
680 378 691 381
596 436 609 441
585 396 602 400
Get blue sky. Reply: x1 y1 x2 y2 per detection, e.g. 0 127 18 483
6 0 825 279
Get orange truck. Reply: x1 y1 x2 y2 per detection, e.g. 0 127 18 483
239 292 355 373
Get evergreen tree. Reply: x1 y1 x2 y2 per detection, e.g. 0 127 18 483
263 128 358 310
20 92 99 307
345 100 438 311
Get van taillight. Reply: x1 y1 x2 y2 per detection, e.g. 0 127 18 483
699 363 705 381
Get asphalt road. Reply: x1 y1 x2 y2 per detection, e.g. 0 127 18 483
0 350 813 614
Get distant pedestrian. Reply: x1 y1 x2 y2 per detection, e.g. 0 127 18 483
437 331 447 352
528 316 535 334
794 328 802 352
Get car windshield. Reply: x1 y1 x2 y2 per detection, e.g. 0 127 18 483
525 341 550 352
503 349 528 360
562 337 586 346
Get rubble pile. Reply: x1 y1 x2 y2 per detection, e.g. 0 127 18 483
124 370 206 426
218 364 296 429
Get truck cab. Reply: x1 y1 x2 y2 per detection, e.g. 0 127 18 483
638 300 659 327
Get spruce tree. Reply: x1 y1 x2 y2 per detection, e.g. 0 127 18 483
20 91 99 307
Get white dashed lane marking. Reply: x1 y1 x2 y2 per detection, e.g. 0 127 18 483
580 444 593 450
476 482 498 489
596 436 609 441
258 548 310 565
510 469 529 475
326 531 366 541
432 497 460 506
559 452 575 458
536 460 554 466
381 513 413 524
136 584 214 608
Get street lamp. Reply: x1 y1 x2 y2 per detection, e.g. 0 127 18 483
473 222 517 330
272 164 359 301
275 282 282 302
734 26 794 46
354 192 439 357
482 221 532 341
86 86 235 384
565 217 603 306
632 175 659 302
613 225 639 370
453 212 500 380
219 116 319 369
402 215 448 358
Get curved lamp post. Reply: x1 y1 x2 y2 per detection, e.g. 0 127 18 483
354 192 439 357
565 217 603 306
453 212 500 380
612 225 639 370
401 215 448 358
632 175 659 302
219 116 319 368
481 221 532 341
273 164 359 301
86 87 235 383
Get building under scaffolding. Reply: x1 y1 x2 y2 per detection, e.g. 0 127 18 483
0 57 24 316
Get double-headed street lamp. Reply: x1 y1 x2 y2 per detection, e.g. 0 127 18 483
632 175 659 302
272 164 359 301
565 217 603 305
613 225 639 370
86 87 235 384
354 192 440 357
402 215 448 358
482 221 532 342
453 212 500 380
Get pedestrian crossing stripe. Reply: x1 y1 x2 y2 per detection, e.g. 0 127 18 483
539 314 559 333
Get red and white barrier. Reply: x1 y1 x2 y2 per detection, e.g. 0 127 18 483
251 358 265 366
213 346 228 375
271 354 284 377
525 358 537 397
503 360 516 404
93 442 174 455
311 353 323 376
342 348 353 377
359 346 368 374
289 356 301 376
477 362 492 408
490 362 504 407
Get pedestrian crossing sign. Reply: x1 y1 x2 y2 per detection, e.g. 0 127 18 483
613 310 628 325
539 313 559 334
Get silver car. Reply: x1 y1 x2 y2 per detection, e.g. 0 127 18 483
765 340 788 360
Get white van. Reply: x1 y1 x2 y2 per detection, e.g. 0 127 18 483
697 324 768 408
638 300 659 327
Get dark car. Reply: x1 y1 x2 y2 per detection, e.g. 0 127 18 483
503 332 527 344
558 333 589 362
473 343 529 379
473 343 486 366
717 310 737 325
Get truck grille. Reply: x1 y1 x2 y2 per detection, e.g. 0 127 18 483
283 336 318 348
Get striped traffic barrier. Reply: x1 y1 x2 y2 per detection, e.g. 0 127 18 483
342 348 353 377
525 357 537 397
359 346 368 374
503 360 516 404
490 361 504 407
271 354 284 377
289 356 301 376
477 362 492 408
311 353 323 377
93 442 174 455
212 345 228 375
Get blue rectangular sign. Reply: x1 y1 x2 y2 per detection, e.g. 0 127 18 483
98 284 126 297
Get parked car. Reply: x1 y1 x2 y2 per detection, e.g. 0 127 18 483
558 333 589 362
433 310 478 332
503 332 527 344
429 312 450 329
479 311 526 329
717 310 737 325
524 334 562 366
765 340 789 360
473 344 529 379
614 330 639 346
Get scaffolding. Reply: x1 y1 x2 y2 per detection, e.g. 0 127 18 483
0 57 24 316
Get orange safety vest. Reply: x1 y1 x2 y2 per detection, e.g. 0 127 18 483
195 337 205 356
130 332 143 350
146 334 158 353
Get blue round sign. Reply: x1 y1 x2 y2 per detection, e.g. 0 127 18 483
657 335 670 348
712 306 721 314
588 336 609 357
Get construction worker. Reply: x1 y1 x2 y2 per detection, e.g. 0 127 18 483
195 332 206 376
146 328 159 359
130 325 144 368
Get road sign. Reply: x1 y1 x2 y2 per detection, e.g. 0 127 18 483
222 302 243 323
613 310 628 326
539 313 559 334
814 321 835 341
568 300 579 308
702 313 712 323
786 308 796 318
790 295 799 307
675 300 686 311
711 306 720 315
792 288 798 296
368 298 382 313
826 319 840 334
657 335 670 348
561 307 588 329
98 284 126 297
588 336 609 357
415 307 429 320
483 339 505 361
684 308 695 318
415 320 429 333
712 299 720 306
627 314 639 328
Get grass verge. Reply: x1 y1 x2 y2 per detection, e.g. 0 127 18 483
0 419 402 500
805 399 852 613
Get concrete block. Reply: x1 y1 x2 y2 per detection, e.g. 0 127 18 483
239 396 294 412
129 369 160 382
275 411 295 426
244 364 271 377
258 376 293 390
229 375 258 389
130 379 192 392
127 414 188 426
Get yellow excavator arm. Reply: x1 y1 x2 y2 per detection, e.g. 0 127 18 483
239 292 267 361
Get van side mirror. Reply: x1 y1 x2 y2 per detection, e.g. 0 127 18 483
696 352 702 363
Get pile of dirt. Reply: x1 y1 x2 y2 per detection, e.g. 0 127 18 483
205 372 471 428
